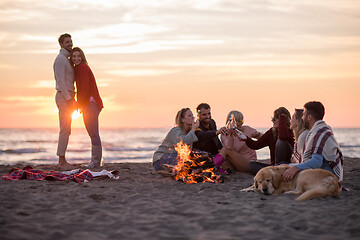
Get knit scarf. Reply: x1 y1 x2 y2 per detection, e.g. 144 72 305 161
303 120 343 183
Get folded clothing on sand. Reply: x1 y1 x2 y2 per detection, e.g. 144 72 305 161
0 166 119 183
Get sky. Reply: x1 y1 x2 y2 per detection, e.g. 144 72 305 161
0 0 359 129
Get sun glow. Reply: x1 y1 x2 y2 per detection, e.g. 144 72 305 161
0 1 359 128
72 110 82 120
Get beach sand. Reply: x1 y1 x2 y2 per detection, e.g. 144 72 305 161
0 158 359 240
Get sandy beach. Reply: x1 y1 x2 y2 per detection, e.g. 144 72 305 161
0 157 359 240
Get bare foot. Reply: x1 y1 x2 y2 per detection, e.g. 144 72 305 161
55 162 76 170
56 156 76 170
221 161 234 172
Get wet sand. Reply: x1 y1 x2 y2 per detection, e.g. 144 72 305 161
0 157 359 240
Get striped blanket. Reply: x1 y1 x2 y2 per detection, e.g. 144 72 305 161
0 166 119 183
303 120 343 183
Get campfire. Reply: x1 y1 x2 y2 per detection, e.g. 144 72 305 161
160 141 223 184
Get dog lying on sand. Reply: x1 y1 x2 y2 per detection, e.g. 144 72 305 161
242 165 340 201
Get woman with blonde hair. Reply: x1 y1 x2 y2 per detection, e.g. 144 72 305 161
290 109 309 163
213 110 262 173
221 111 261 161
215 107 294 175
153 108 200 171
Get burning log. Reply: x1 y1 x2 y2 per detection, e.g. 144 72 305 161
161 141 224 184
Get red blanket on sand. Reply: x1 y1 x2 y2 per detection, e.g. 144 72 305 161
1 166 95 183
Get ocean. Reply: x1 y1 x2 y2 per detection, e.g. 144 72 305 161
0 128 359 166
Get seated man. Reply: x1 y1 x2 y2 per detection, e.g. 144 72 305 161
193 103 227 156
282 101 343 185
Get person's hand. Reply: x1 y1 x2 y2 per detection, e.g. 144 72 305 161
238 135 247 141
228 128 236 137
282 166 299 181
251 131 261 138
222 128 233 137
192 120 200 132
290 156 297 164
216 127 227 136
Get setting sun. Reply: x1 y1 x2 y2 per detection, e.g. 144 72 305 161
0 2 359 238
0 0 359 128
72 110 82 120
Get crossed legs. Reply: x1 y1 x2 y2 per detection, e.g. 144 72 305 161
218 147 251 173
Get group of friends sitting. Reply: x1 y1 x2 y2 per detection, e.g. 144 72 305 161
152 101 344 185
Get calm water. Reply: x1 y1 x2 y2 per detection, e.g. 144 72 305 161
0 128 359 166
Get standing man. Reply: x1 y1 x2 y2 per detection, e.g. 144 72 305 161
282 101 343 185
193 103 227 156
53 33 77 169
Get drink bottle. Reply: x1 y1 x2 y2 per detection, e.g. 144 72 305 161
229 114 247 140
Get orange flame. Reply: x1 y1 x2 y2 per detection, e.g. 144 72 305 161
173 141 221 184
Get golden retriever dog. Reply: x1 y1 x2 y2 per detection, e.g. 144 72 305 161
242 165 340 201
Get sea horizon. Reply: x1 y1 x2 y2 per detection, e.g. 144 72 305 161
2 126 360 129
1 127 359 166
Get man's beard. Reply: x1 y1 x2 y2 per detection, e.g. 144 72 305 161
304 120 310 129
201 118 211 124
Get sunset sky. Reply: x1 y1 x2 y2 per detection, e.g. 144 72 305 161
0 0 359 129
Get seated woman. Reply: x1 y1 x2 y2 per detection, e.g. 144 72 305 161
221 111 262 160
290 109 309 164
214 107 294 175
217 111 261 172
153 108 199 171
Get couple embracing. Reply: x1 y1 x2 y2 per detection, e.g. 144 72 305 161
53 33 103 169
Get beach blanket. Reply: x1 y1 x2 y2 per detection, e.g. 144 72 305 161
0 166 119 183
303 120 343 183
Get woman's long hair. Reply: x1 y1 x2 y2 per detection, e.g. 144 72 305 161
293 109 307 141
69 47 88 67
272 107 291 140
175 108 191 133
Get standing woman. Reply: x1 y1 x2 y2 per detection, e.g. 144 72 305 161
70 47 104 168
